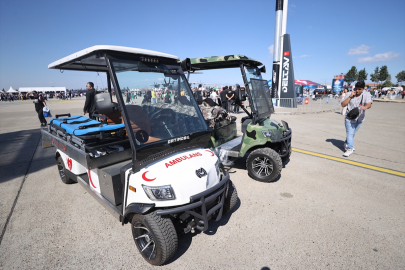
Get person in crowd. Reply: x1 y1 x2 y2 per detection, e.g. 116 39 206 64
341 88 348 115
126 91 131 103
151 89 156 103
209 89 218 103
26 91 47 127
226 86 234 112
402 89 405 99
220 86 228 111
234 84 241 113
83 82 97 119
164 90 171 103
340 81 372 157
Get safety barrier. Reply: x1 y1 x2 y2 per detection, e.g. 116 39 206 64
272 96 341 114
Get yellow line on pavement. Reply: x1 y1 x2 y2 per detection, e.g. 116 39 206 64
292 148 405 177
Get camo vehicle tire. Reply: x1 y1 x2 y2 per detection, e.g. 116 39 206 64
223 180 238 214
131 211 178 266
246 148 282 182
56 156 75 184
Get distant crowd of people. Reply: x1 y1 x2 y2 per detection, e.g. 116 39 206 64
0 90 87 102
192 84 242 113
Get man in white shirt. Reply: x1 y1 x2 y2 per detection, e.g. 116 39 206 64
340 81 372 157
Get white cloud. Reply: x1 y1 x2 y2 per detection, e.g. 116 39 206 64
357 51 400 63
348 44 372 55
293 55 312 58
268 45 274 56
291 4 296 7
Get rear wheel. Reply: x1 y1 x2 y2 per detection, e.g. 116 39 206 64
246 148 282 182
131 211 178 266
223 180 238 214
56 156 75 184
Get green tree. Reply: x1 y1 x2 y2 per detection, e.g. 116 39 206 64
358 68 368 81
370 67 380 88
344 66 358 86
382 74 393 87
378 65 389 83
395 70 405 84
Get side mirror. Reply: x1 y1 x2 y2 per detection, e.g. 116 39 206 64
260 65 266 74
181 58 191 72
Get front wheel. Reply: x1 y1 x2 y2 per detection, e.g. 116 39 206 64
223 180 238 214
246 148 282 182
131 211 178 266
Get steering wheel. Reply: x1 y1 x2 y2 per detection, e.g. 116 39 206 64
149 108 176 137
149 108 176 123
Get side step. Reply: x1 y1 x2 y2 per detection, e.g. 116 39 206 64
77 174 123 222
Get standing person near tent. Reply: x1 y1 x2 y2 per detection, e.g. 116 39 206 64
220 86 228 111
83 82 97 119
341 81 372 157
340 88 348 115
226 86 234 112
26 91 47 127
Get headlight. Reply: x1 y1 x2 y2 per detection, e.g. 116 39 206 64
261 130 275 139
142 185 176 201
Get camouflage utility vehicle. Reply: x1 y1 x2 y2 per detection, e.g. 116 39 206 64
189 55 292 182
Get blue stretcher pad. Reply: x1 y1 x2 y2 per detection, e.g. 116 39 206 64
50 115 125 138
73 123 125 136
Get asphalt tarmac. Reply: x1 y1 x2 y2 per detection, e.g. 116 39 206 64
0 98 404 269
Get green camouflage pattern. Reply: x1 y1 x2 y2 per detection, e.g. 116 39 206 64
239 118 285 157
187 55 263 70
210 122 237 147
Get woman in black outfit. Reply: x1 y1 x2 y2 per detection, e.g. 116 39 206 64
26 91 47 127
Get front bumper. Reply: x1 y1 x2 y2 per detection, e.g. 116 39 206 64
270 128 292 157
156 171 230 231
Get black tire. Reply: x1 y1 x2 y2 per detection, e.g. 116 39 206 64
131 211 178 266
223 180 238 214
281 148 292 164
246 148 282 182
56 156 75 184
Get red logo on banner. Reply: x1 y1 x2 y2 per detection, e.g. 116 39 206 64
304 98 309 105
284 51 290 56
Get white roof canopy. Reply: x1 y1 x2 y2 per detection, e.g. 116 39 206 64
48 45 179 72
7 86 18 93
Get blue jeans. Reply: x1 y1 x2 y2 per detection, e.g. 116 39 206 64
345 120 363 149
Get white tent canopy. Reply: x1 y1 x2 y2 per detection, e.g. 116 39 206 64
19 87 66 93
7 86 18 93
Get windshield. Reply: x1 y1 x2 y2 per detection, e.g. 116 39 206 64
249 78 274 118
111 58 208 149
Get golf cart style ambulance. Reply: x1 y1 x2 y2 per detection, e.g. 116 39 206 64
42 45 238 266
188 55 292 182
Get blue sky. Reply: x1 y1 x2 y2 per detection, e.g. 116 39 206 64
1 0 404 90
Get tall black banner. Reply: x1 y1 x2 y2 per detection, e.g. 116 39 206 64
280 34 296 108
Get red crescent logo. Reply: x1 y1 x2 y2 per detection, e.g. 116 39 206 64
205 150 215 156
67 158 72 171
142 171 156 181
88 170 97 189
